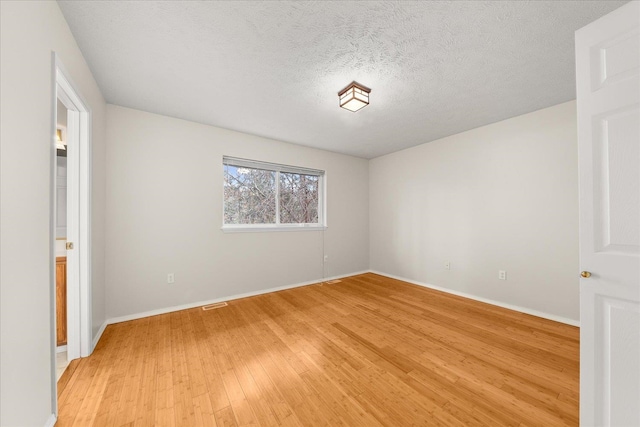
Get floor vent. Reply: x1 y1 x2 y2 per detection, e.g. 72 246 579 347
202 302 228 311
325 279 342 284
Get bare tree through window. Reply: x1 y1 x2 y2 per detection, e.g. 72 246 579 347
224 165 276 224
280 172 319 223
223 157 324 227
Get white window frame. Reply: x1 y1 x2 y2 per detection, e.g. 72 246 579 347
222 156 327 233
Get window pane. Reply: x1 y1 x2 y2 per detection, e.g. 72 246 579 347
224 165 276 224
279 172 319 224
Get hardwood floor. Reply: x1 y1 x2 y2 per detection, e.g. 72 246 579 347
57 273 579 426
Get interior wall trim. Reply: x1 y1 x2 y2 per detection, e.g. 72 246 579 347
91 269 578 352
102 271 370 327
369 270 580 327
44 414 57 427
91 320 108 352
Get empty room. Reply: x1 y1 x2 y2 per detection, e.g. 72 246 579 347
1 1 639 426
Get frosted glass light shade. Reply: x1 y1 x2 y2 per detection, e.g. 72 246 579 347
339 82 371 112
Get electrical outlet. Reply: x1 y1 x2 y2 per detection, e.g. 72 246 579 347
445 261 451 270
498 270 507 280
167 273 175 284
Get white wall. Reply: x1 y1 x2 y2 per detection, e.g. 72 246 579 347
105 105 369 319
370 101 580 322
0 1 107 425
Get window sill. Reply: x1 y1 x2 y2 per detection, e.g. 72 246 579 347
222 225 327 233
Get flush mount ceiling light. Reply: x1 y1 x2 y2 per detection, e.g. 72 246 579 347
338 81 371 112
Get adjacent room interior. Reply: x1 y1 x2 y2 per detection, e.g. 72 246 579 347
55 99 70 381
1 1 638 426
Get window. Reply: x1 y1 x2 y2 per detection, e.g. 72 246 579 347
223 156 325 231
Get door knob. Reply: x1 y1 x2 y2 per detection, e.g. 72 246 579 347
580 271 591 278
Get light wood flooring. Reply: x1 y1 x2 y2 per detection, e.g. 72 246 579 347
57 273 579 426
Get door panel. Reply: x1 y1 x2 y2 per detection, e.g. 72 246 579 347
603 298 640 426
591 28 640 91
593 106 640 254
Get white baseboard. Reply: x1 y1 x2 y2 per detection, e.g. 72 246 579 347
369 270 580 327
92 320 108 351
105 271 370 326
44 413 57 427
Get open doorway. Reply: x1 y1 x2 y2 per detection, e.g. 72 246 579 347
51 56 93 416
55 99 69 380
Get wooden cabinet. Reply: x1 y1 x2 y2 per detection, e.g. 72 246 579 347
56 256 67 346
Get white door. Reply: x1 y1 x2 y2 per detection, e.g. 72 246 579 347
576 2 640 426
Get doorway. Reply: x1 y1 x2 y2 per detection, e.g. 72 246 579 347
51 55 92 415
55 99 69 380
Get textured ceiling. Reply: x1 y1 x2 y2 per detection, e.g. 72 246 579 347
58 0 626 159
